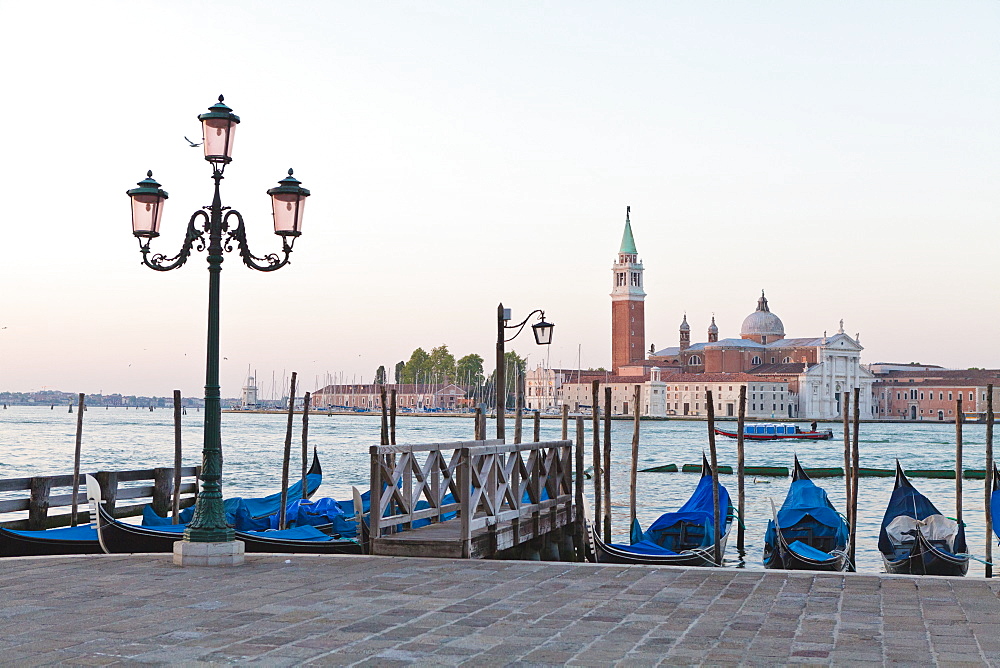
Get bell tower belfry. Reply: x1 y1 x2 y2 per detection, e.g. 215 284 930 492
611 206 646 373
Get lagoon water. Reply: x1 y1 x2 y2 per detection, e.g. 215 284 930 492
1 406 995 576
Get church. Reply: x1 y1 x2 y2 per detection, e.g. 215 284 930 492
528 209 874 420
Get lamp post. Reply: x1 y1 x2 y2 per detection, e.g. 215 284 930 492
496 303 554 440
127 96 310 563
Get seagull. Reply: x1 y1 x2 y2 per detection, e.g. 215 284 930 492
184 136 202 147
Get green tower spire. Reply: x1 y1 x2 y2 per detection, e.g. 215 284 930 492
619 205 637 254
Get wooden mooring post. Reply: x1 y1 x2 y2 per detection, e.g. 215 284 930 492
850 387 860 570
278 372 297 530
70 393 84 526
533 411 540 443
380 386 389 446
629 385 640 536
390 389 397 445
172 389 182 523
736 386 746 553
956 395 963 527
591 381 602 537
575 415 586 562
843 391 852 533
603 387 612 542
514 391 523 444
707 390 721 566
561 404 569 440
474 406 483 440
301 391 311 500
986 384 994 578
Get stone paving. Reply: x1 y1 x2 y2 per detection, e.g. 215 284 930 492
1 554 999 666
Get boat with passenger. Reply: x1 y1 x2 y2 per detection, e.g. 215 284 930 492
714 423 833 441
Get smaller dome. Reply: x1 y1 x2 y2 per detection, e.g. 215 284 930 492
707 315 718 334
679 314 690 332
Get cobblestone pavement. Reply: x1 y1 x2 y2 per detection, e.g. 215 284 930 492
1 554 999 666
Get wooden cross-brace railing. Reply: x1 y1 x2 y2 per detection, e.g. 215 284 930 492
370 439 574 557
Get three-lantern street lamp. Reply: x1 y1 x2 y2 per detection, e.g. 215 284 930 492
495 304 554 440
127 96 310 555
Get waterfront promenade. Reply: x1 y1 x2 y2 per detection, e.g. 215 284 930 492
2 555 999 665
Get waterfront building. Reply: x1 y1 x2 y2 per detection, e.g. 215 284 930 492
872 368 1000 420
311 383 469 411
240 375 258 409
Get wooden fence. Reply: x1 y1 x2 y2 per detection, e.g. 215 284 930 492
0 466 200 530
370 439 575 558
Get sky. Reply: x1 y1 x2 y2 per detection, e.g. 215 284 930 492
0 1 997 398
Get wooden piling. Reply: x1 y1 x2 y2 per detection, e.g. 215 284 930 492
843 390 852 531
707 390 721 566
514 392 523 444
172 390 182 523
630 385 640 535
390 389 397 445
561 404 568 440
603 387 612 542
850 387 860 570
956 395 963 526
474 406 483 440
70 393 84 526
736 385 747 552
278 372 297 530
986 384 994 578
591 380 602 537
574 415 585 562
28 477 53 530
380 386 389 446
301 391 311 500
533 411 540 442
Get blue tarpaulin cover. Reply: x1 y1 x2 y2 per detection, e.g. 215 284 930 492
878 475 967 555
787 539 834 562
142 472 323 529
7 525 98 541
609 538 679 556
992 488 999 542
241 525 335 542
764 477 847 556
629 474 732 553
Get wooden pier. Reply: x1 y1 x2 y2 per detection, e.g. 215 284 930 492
369 439 580 559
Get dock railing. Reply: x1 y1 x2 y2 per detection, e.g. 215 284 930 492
370 439 575 557
0 466 200 530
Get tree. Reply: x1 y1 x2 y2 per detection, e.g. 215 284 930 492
374 365 386 385
456 353 485 387
429 345 456 384
394 361 406 384
401 348 431 384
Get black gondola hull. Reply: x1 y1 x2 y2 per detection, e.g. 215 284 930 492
881 531 970 577
592 525 730 567
763 543 847 572
96 506 362 555
0 528 102 558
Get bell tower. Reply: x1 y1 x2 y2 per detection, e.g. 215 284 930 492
611 206 645 373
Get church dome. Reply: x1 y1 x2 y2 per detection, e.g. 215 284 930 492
707 316 718 335
679 314 690 331
740 291 784 338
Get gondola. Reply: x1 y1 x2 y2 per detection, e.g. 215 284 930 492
89 476 362 555
0 452 324 558
763 456 849 571
878 461 969 576
592 455 732 566
715 424 833 441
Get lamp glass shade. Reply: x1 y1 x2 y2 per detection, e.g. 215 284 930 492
267 169 311 237
202 117 236 164
271 192 306 236
131 194 165 237
532 319 554 345
126 171 168 238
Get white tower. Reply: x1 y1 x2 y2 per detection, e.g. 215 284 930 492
241 375 258 408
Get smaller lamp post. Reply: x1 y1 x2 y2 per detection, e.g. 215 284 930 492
496 303 554 440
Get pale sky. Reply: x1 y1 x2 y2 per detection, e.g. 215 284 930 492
0 1 997 397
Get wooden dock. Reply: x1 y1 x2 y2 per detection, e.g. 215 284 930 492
369 439 581 559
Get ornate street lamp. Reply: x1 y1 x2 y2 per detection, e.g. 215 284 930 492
127 96 311 563
496 304 554 440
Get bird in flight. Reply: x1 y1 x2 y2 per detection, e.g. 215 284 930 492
184 136 202 147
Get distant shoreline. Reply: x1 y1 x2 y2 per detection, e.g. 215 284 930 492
219 409 964 424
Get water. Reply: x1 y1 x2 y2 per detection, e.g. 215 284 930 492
1 406 995 576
